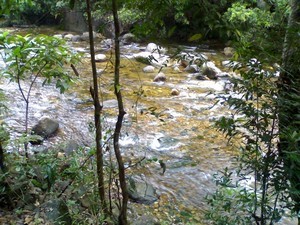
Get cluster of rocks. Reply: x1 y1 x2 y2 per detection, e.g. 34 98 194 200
53 31 104 42
134 42 233 96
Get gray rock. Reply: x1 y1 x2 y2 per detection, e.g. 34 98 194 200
31 117 59 144
71 35 82 42
63 34 74 41
62 140 79 155
143 65 155 73
153 72 166 82
184 64 199 73
121 33 136 44
38 199 72 225
127 175 158 205
81 31 97 41
224 47 235 57
201 62 222 80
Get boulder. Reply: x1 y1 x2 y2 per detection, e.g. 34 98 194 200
153 72 166 82
201 62 222 80
81 31 97 41
31 117 59 144
224 47 235 57
146 43 166 54
62 140 79 155
127 175 158 205
143 65 155 73
184 64 199 73
38 199 72 225
95 54 107 62
171 88 180 96
71 35 82 42
63 34 74 41
121 33 136 44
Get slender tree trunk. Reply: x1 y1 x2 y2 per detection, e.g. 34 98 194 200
85 0 108 216
0 142 5 172
112 0 128 224
279 1 300 224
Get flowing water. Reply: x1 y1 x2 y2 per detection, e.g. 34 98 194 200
0 27 297 224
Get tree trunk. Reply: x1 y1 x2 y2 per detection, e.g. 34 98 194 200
85 0 108 216
0 142 5 171
112 0 128 224
278 0 300 223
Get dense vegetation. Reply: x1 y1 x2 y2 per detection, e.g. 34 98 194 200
1 0 299 224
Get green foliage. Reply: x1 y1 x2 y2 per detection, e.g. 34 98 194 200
0 32 79 93
223 1 289 62
0 0 62 25
205 169 255 225
0 145 110 223
206 59 296 224
0 0 32 16
0 32 79 155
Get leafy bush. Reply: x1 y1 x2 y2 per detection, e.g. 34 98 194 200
205 59 296 224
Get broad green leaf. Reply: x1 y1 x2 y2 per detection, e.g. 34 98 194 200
188 33 202 42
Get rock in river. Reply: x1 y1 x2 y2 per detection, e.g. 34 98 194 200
127 175 158 205
143 65 155 73
153 72 166 82
201 61 222 80
31 117 59 144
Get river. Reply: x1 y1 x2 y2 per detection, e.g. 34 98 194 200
0 26 296 225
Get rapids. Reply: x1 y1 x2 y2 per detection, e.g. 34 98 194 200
0 27 296 224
